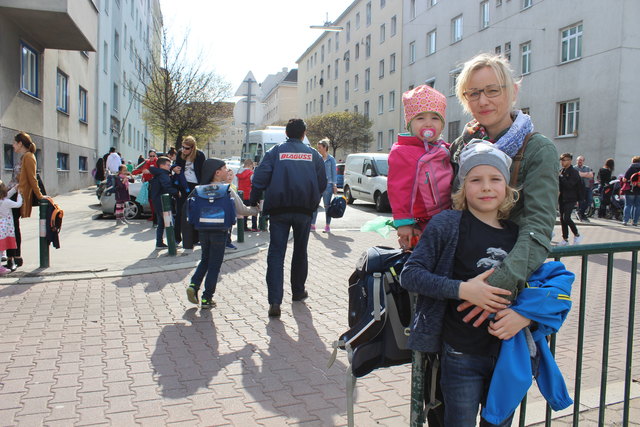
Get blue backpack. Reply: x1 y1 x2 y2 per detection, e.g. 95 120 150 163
186 183 236 230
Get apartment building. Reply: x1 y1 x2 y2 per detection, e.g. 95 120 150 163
297 0 404 159
97 0 162 164
262 68 299 126
0 0 99 195
206 102 244 159
402 0 639 168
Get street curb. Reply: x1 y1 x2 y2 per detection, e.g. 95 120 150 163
0 245 265 285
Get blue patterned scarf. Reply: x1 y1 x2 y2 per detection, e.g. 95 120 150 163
461 110 534 158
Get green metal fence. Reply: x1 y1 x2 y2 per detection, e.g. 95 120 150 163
410 240 640 427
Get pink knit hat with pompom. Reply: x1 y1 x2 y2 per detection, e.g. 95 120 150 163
402 85 447 132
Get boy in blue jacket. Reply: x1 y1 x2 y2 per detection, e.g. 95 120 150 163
149 156 178 249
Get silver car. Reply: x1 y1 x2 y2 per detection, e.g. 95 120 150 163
99 176 151 219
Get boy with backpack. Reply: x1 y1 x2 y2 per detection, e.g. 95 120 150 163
149 156 178 249
186 158 259 309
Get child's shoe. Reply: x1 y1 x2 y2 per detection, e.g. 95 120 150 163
186 284 199 304
573 235 583 245
558 239 569 247
0 266 10 275
310 225 316 232
225 242 238 250
200 298 216 309
323 225 330 233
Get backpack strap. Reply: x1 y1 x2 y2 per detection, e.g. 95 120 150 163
510 132 538 187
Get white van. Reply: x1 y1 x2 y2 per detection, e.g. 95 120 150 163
343 153 390 212
242 126 310 163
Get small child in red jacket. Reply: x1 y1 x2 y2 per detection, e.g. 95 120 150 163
236 159 258 232
388 85 454 249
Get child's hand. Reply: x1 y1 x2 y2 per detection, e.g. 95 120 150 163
488 308 531 340
458 269 511 314
397 225 420 250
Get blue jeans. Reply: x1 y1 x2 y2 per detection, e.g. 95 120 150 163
623 194 640 224
191 230 227 300
312 184 334 226
440 342 514 427
266 212 312 304
156 213 166 245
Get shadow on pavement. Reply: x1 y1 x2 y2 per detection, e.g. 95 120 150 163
151 308 255 399
310 232 355 257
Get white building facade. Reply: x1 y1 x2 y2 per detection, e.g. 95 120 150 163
402 0 639 168
297 0 404 159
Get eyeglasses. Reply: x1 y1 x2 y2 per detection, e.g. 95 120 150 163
181 145 192 150
462 84 506 101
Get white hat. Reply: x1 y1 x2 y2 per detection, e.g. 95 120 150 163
459 140 512 184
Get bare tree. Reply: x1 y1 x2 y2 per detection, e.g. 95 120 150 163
306 112 373 157
139 29 231 152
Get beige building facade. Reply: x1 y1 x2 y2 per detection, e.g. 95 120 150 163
262 68 298 126
297 0 404 160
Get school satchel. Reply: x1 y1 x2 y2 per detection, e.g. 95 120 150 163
326 195 347 218
186 183 236 231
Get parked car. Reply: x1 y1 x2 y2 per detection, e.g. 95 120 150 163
343 153 390 212
336 163 345 189
99 176 151 219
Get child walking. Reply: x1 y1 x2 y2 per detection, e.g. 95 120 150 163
186 159 259 309
388 85 453 249
401 141 530 426
236 159 258 232
0 182 23 274
149 156 178 249
114 164 131 225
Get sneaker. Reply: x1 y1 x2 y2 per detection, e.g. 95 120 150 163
310 225 316 232
292 290 308 302
225 242 238 250
558 239 569 247
200 298 216 309
0 266 10 275
156 242 168 249
323 225 331 233
623 221 629 226
186 284 199 304
268 304 281 317
573 235 583 245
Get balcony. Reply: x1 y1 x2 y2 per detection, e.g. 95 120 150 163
0 0 98 51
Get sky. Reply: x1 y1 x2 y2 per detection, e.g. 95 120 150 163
158 0 355 95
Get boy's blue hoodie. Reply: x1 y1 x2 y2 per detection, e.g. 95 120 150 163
149 166 178 208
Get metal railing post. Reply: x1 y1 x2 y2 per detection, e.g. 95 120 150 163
39 199 49 268
623 250 638 426
161 194 176 256
237 190 244 243
409 350 425 427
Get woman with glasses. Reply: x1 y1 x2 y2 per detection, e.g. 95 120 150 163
440 53 559 426
173 135 206 247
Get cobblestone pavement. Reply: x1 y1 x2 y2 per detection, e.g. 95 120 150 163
0 221 639 426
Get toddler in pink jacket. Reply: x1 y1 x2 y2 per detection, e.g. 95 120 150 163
388 85 454 249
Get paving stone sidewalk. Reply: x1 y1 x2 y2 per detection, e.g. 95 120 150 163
0 222 639 426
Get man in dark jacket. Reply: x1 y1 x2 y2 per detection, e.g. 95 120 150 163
250 119 327 318
558 153 583 246
149 156 178 249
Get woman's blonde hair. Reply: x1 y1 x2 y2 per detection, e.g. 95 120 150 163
455 53 520 115
452 176 519 220
181 135 197 162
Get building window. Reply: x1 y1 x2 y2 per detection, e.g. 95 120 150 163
328 38 332 53
558 100 579 136
366 1 372 26
345 51 350 72
57 153 69 171
377 132 384 150
521 42 531 75
449 68 461 96
448 121 460 143
409 41 416 64
495 45 501 55
379 60 385 78
79 156 88 172
4 145 14 170
365 35 371 58
321 45 325 63
346 21 351 43
380 24 386 44
105 0 109 13
480 1 490 29
504 42 511 61
364 101 370 118
355 43 360 60
103 102 108 134
354 74 359 91
335 59 339 79
427 30 437 55
378 95 384 114
391 16 397 36
451 15 463 43
345 80 350 102
114 31 120 59
327 65 331 80
425 78 436 88
389 90 395 111
56 70 68 113
561 23 583 63
380 0 386 8
79 87 88 123
390 53 396 73
20 42 39 97
334 86 338 106
335 32 339 51
497 0 502 5
113 83 119 112
523 0 532 9
388 129 395 148
356 12 360 29
320 94 324 113
365 68 371 92
430 0 438 5
410 0 416 19
103 41 108 73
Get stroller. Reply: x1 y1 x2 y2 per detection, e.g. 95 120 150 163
598 178 624 220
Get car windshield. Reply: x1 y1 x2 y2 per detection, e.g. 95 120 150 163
375 159 388 176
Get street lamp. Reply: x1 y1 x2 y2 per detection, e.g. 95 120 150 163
310 13 343 32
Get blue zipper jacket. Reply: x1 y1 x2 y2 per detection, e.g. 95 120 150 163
249 138 327 215
482 261 574 424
